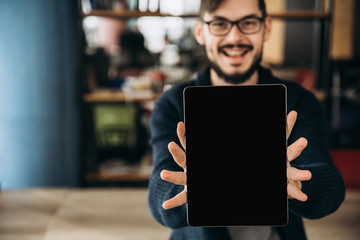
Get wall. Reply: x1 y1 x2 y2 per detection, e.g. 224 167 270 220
0 0 80 189
330 0 355 60
263 0 286 65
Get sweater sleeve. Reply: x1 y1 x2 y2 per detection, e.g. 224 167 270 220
288 89 345 219
147 90 188 229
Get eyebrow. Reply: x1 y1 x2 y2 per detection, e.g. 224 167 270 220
210 14 262 21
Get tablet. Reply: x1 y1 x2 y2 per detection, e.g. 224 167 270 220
184 84 288 226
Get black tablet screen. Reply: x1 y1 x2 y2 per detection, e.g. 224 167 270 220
184 85 288 226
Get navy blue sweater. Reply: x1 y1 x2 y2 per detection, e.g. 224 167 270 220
148 66 345 240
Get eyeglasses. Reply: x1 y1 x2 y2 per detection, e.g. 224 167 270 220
202 17 264 36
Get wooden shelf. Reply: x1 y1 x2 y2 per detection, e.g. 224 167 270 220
81 10 330 20
81 10 198 19
83 90 161 103
86 172 150 182
269 11 330 19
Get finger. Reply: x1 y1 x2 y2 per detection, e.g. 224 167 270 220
161 170 187 185
287 111 297 140
168 142 186 169
287 137 308 162
288 183 308 202
177 122 186 150
162 189 187 209
287 166 312 181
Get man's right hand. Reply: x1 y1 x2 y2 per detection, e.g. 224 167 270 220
160 121 187 209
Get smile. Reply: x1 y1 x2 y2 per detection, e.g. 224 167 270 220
222 48 249 57
219 44 253 58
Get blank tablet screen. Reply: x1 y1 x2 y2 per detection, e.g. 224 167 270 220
184 84 288 226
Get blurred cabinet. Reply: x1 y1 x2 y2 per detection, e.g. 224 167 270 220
330 60 360 148
78 1 200 186
82 100 153 186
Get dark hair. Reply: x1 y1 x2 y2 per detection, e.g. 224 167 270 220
199 0 267 19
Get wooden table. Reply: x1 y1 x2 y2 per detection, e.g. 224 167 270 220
0 188 170 240
0 188 359 240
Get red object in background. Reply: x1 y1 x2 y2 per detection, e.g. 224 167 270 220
150 71 166 83
332 149 360 188
295 69 316 92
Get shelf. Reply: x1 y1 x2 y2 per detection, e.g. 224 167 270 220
81 10 330 20
269 11 330 19
83 89 161 103
84 152 153 183
81 10 198 19
86 172 150 182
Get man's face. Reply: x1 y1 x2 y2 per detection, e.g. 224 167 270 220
195 0 271 84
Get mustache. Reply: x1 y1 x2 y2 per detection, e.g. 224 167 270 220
219 44 253 51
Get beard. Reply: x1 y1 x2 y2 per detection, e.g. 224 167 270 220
209 48 262 85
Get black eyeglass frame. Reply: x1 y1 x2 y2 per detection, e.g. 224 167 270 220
201 17 265 36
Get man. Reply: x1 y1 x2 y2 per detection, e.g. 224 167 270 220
148 0 345 239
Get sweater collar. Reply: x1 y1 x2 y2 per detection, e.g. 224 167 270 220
195 65 274 86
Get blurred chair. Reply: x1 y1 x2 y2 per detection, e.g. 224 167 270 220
93 104 146 163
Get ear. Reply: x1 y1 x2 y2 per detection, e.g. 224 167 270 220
194 20 205 45
263 16 272 42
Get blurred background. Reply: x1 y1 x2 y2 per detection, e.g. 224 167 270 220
0 0 359 239
0 0 359 190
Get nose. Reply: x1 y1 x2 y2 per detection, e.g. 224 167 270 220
225 23 245 42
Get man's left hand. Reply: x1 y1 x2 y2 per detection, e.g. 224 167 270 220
286 111 312 201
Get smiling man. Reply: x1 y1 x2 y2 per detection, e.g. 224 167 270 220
197 0 269 85
148 0 345 239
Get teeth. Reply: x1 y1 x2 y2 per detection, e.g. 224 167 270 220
224 49 248 56
227 51 244 56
